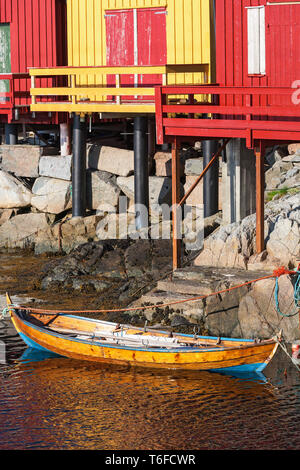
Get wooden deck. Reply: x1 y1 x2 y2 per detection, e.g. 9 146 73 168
30 99 156 115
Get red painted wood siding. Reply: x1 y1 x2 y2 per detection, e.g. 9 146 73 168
137 7 167 90
105 7 167 98
216 0 300 109
0 0 67 107
106 9 135 91
0 0 11 22
266 3 300 106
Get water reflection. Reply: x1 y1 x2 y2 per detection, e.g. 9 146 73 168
19 348 61 363
7 356 275 450
1 324 300 451
1 268 300 452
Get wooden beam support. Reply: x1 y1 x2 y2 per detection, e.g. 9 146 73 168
255 143 265 253
172 137 182 271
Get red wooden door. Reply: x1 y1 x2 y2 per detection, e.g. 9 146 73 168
105 9 135 95
105 7 167 101
137 7 167 96
266 3 300 105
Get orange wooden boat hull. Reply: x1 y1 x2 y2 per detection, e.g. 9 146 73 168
7 296 279 373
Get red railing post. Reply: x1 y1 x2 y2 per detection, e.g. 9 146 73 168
255 142 265 254
155 85 165 145
188 93 195 119
246 93 253 148
9 75 14 105
172 136 182 271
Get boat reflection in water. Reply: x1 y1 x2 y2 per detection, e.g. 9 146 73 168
18 347 269 383
2 343 297 451
19 348 61 363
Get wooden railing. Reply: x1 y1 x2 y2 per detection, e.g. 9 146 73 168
29 64 209 115
155 85 300 147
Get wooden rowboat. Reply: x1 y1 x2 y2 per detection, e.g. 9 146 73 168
6 294 280 373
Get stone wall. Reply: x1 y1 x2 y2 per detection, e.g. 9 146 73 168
265 144 300 191
0 143 212 255
195 192 300 270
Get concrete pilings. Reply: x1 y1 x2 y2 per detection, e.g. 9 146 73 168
5 123 18 145
72 115 87 218
202 140 219 218
60 123 71 157
222 138 256 224
134 116 149 230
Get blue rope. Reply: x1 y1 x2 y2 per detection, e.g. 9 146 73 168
275 269 300 317
1 307 11 319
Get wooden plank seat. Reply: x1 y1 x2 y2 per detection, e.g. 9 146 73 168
45 324 223 349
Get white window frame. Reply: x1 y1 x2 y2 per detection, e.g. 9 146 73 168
247 6 266 75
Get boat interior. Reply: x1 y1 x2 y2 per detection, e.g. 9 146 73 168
14 307 266 351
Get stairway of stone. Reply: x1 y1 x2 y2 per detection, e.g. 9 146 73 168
130 265 273 321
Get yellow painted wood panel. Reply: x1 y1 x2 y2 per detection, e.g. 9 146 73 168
31 87 155 96
31 102 156 113
67 0 213 85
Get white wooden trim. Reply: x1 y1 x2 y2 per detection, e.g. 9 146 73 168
247 6 266 75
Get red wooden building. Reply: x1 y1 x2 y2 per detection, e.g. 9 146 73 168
0 0 67 129
155 0 300 268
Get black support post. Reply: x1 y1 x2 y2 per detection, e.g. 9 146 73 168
202 139 219 218
72 114 86 218
5 123 18 145
134 116 149 230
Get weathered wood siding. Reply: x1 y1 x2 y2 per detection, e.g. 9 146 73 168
216 0 300 107
67 0 214 86
0 0 67 107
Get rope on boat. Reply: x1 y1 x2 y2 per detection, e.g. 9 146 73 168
1 306 14 319
9 266 300 316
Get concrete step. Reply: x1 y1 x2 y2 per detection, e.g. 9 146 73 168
156 279 213 296
135 290 197 305
172 267 207 282
173 265 273 284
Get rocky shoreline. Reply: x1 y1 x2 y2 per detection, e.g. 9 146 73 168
40 238 174 303
0 140 299 341
20 185 299 342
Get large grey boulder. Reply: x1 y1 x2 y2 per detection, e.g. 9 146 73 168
117 176 173 215
195 192 300 270
0 145 40 178
204 273 299 342
86 170 121 212
154 152 172 177
236 275 299 342
0 170 32 208
39 155 72 181
34 214 102 255
0 213 49 249
88 145 134 176
96 213 135 240
265 147 300 190
31 177 72 214
266 195 300 264
184 158 203 175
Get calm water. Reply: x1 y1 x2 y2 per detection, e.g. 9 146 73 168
1 321 300 450
1 254 300 450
